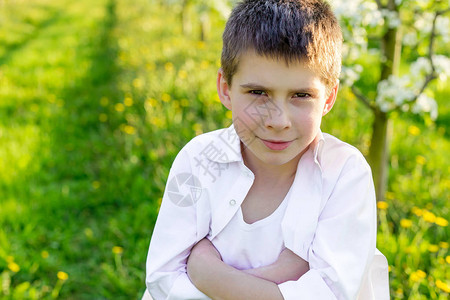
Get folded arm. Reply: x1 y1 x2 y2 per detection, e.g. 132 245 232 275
187 238 309 300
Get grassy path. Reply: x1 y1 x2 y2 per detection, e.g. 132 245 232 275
0 0 157 298
0 0 449 299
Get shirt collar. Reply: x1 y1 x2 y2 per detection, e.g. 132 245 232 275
207 123 325 166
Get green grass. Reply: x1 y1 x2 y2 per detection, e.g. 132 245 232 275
0 0 449 299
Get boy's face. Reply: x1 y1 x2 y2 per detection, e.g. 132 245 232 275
217 51 338 167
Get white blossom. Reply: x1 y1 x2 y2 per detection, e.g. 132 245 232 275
381 9 401 29
410 57 432 77
414 12 434 33
403 31 418 46
436 16 450 42
340 64 363 87
412 94 438 120
376 75 416 111
433 55 450 81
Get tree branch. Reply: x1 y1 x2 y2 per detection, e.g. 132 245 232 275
374 0 384 10
351 86 377 112
393 7 449 112
414 8 449 100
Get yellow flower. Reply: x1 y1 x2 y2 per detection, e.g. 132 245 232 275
115 103 125 112
57 271 69 281
164 62 174 72
415 155 426 165
41 251 49 259
121 125 136 135
197 41 205 49
435 217 448 227
178 70 188 79
180 99 189 107
377 201 388 210
408 125 420 136
200 61 209 69
225 110 233 119
385 191 395 200
132 78 143 89
161 93 171 102
92 181 101 189
410 270 426 282
112 246 123 254
400 219 412 228
411 206 423 216
410 272 420 282
124 97 133 107
100 97 109 106
416 270 426 278
428 244 439 253
422 210 436 223
99 113 108 122
435 280 450 293
150 117 164 128
439 242 449 249
84 228 93 238
192 123 203 134
145 98 158 107
8 262 20 273
446 256 450 264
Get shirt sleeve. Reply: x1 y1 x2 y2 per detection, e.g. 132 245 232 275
145 148 211 300
279 154 378 299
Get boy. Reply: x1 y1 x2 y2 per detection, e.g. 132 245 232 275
144 0 389 299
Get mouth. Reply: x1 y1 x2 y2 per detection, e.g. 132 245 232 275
260 138 293 151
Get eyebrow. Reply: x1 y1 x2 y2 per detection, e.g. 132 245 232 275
239 83 320 95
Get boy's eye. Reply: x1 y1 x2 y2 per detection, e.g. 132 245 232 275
294 93 311 98
249 90 267 96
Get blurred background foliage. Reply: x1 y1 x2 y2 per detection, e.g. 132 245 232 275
0 0 448 299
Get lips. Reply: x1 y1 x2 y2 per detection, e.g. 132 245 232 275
261 139 293 151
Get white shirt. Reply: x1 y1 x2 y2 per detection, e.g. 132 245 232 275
212 187 289 270
144 124 389 300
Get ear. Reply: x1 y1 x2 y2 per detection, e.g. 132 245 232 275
217 68 232 110
322 81 339 116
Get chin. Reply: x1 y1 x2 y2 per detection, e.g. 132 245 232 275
259 153 297 166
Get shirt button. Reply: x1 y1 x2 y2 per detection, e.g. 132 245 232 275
229 199 236 206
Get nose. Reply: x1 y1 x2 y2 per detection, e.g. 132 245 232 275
261 99 291 130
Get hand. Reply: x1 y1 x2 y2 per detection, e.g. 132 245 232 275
276 247 309 281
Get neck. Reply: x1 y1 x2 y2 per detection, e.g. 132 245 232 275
241 143 307 185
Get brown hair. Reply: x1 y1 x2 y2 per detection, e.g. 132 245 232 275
221 0 342 90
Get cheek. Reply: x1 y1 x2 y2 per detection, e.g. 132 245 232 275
232 100 261 127
292 107 322 128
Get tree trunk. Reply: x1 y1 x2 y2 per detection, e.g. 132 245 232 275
199 13 209 41
368 1 402 202
368 111 390 202
181 0 192 36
